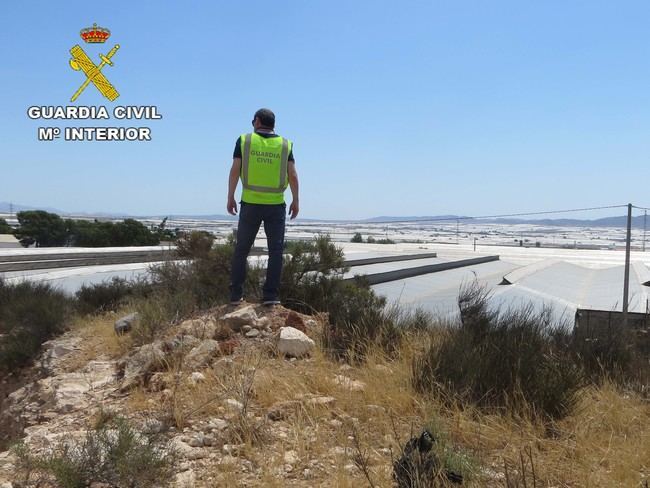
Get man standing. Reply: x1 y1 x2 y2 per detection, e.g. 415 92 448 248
227 108 299 305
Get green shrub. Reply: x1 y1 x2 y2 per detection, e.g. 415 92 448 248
281 236 421 360
412 283 584 420
0 218 12 234
75 277 152 315
12 416 175 488
0 279 72 372
351 232 363 243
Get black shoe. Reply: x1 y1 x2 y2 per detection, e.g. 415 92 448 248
262 299 281 306
230 298 243 306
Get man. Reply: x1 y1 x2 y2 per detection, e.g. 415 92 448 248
227 108 299 305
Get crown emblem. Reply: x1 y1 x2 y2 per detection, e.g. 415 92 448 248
80 23 111 43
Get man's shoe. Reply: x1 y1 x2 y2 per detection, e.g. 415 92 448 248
230 298 243 306
262 299 281 306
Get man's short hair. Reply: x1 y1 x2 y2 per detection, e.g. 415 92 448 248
254 108 275 129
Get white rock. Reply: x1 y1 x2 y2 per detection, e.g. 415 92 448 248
333 375 366 392
245 329 260 338
224 398 244 412
122 342 166 390
254 316 270 328
221 306 258 330
114 312 139 335
179 318 217 339
307 396 335 407
175 469 196 488
189 372 206 385
222 443 244 456
284 450 299 464
207 418 228 430
277 327 315 358
186 339 220 369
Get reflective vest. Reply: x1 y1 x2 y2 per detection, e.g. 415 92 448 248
240 132 292 205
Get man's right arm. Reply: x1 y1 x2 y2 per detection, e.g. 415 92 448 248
288 160 299 219
227 157 241 215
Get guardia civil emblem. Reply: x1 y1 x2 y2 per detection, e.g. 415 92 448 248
69 23 120 102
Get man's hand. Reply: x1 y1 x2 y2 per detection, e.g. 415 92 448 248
227 195 238 215
289 200 299 219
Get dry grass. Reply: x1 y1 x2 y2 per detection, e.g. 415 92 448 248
69 310 649 487
62 308 133 372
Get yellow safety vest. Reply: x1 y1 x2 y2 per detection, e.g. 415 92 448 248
240 132 292 205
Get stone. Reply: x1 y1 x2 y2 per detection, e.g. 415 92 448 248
149 372 167 392
171 437 208 460
242 325 252 333
203 434 215 446
186 339 220 369
166 335 200 352
114 312 138 335
329 419 343 428
175 469 196 488
307 396 335 407
222 443 245 456
221 305 258 331
267 400 301 421
245 329 260 338
277 327 315 358
285 311 306 332
142 418 164 434
254 316 270 329
333 375 366 392
179 318 217 340
121 342 166 390
188 435 203 447
224 398 244 412
207 418 229 431
284 450 299 464
189 372 206 385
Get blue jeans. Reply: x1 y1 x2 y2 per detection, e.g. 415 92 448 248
230 202 286 302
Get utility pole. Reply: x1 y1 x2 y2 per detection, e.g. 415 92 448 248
643 210 648 252
622 203 632 327
456 219 459 245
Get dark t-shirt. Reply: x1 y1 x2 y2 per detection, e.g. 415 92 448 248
233 131 295 161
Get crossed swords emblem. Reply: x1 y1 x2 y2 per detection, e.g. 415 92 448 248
69 44 120 102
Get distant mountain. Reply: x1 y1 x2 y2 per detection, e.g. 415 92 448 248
362 214 648 229
2 202 648 228
363 215 465 223
0 201 64 214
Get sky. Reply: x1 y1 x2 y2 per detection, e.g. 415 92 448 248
1 1 649 220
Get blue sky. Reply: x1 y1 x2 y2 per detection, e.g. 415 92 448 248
1 1 649 220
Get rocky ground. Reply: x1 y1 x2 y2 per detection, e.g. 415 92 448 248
1 303 648 487
0 304 407 487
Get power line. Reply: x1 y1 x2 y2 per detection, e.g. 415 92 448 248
288 204 629 226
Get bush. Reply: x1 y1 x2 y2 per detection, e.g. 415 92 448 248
0 218 12 234
281 236 420 360
75 277 152 315
0 279 72 372
375 237 395 244
12 416 175 488
351 232 363 243
412 283 584 420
